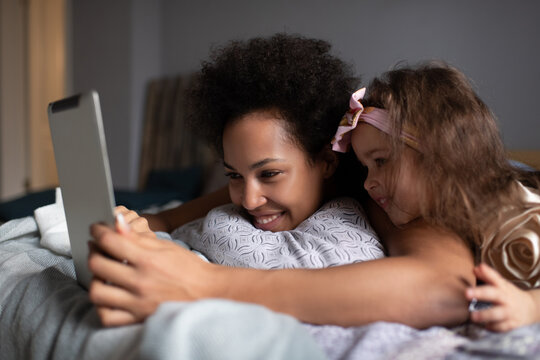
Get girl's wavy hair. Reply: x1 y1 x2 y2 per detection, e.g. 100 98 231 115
365 61 538 246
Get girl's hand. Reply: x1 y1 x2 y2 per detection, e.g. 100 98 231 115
466 263 537 332
114 206 156 238
88 219 216 327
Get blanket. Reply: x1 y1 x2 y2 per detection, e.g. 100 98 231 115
1 215 540 359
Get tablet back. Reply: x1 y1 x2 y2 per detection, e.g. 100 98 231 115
48 91 115 289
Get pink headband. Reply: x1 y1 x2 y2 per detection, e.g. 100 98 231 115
331 88 419 152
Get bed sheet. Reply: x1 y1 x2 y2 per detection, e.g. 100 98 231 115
1 216 539 360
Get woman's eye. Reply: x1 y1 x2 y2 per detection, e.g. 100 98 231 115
224 172 242 180
260 170 281 178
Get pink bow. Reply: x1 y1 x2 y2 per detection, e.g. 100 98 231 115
331 88 366 153
331 88 419 153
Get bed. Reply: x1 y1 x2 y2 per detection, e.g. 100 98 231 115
1 74 539 358
1 192 539 360
507 150 540 171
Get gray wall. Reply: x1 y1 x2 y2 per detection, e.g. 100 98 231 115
72 0 540 190
72 0 162 189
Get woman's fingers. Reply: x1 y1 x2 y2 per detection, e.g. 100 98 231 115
114 205 129 215
88 245 138 287
89 277 136 306
114 205 141 225
87 223 213 327
90 223 142 264
90 277 141 326
114 206 138 222
96 306 139 327
129 217 155 236
114 206 154 235
115 213 131 235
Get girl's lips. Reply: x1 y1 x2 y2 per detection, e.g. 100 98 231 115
252 212 284 231
374 196 389 209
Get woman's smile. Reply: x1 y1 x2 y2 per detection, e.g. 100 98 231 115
251 211 285 230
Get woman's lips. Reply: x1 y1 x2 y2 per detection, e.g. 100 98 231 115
255 213 280 224
252 212 284 230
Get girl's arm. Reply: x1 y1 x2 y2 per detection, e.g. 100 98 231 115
142 186 230 232
88 217 474 328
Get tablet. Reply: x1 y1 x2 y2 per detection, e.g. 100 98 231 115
48 91 116 289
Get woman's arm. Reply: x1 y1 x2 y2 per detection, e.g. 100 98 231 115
89 218 474 328
217 221 474 328
142 186 230 232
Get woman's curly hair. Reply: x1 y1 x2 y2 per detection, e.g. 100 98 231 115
187 33 358 161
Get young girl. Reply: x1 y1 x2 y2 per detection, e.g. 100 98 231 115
331 62 540 332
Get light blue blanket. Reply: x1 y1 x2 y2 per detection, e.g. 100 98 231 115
0 216 325 360
1 211 539 359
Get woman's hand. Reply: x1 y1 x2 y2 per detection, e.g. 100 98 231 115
88 219 216 327
466 263 539 332
114 206 156 237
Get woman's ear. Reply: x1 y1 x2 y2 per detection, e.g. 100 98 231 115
319 147 339 179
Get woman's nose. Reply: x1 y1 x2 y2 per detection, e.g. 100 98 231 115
242 181 266 210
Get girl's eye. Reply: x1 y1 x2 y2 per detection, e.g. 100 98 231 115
224 172 242 180
260 170 281 178
374 158 386 167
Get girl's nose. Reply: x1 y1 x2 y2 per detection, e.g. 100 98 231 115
364 172 378 191
242 181 266 210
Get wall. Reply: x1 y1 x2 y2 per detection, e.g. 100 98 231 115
71 0 162 190
161 0 540 148
129 1 162 189
72 0 132 189
71 0 540 189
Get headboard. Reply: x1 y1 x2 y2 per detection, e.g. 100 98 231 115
507 150 540 170
138 75 217 191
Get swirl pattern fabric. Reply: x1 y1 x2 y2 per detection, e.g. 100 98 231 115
171 197 385 269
